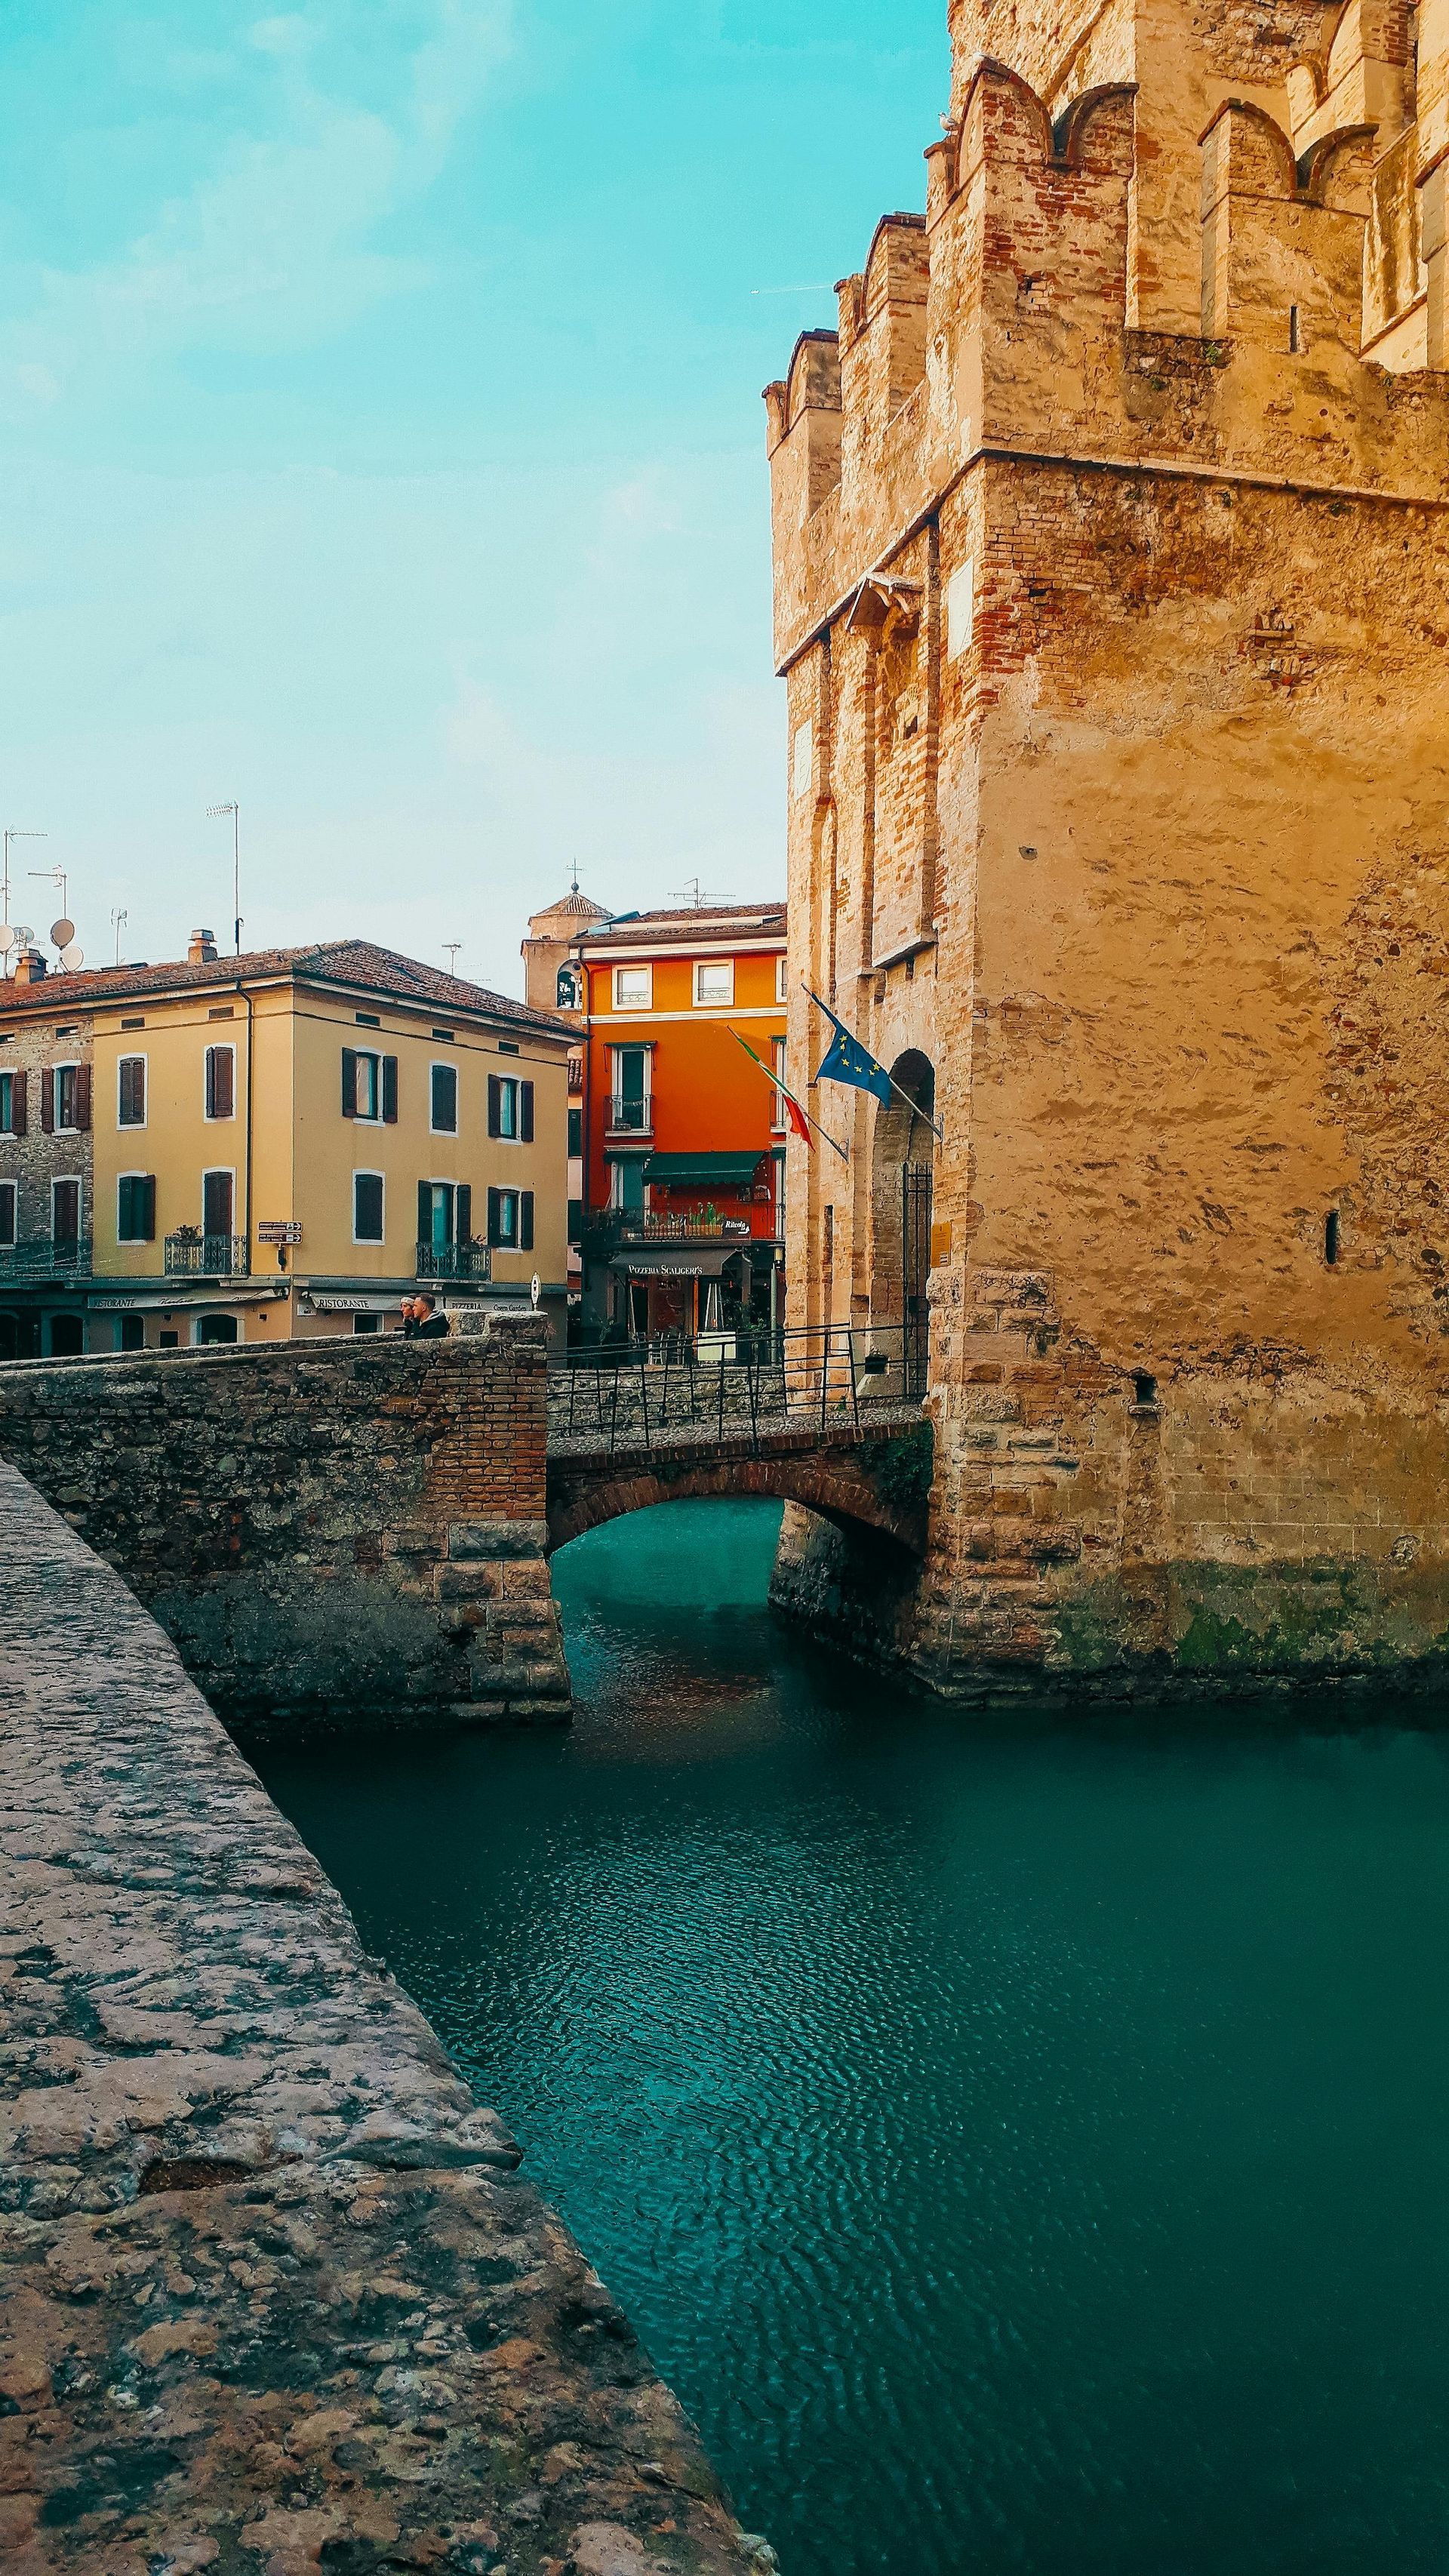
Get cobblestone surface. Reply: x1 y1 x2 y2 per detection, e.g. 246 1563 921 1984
0 1460 764 2576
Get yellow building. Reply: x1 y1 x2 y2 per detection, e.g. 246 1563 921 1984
0 932 571 1352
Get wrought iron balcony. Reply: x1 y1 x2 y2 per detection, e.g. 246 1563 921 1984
164 1234 251 1278
415 1241 492 1281
616 1211 754 1241
605 1094 653 1134
0 1238 93 1281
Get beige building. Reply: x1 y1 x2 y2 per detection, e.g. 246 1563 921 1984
0 933 571 1352
765 0 1449 1691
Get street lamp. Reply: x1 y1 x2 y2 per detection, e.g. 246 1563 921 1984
207 803 242 953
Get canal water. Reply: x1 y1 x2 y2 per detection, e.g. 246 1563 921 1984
256 1499 1449 2576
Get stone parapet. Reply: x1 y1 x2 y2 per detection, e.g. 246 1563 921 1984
0 1460 761 2575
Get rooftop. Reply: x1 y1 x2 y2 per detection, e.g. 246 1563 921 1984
575 902 786 951
0 938 575 1036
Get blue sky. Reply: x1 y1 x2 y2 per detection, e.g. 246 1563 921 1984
0 1 946 993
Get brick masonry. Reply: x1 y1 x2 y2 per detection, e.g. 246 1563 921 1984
0 1457 764 2575
0 1315 571 1732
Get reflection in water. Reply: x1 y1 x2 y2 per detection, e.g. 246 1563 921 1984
257 1500 1449 2576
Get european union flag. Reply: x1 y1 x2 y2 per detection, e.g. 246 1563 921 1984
811 992 894 1108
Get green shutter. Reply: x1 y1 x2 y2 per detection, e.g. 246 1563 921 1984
520 1190 534 1251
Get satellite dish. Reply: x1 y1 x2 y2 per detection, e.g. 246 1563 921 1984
0 928 14 955
60 943 83 971
51 917 74 949
14 925 32 946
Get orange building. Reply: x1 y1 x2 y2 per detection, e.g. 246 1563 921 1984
522 897 787 1341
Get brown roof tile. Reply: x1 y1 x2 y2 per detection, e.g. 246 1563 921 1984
576 903 786 951
0 939 574 1036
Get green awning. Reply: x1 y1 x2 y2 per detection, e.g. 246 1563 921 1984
642 1150 764 1186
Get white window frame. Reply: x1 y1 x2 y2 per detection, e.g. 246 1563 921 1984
776 955 789 1002
771 1037 788 1134
53 1061 80 1135
117 1052 148 1130
609 1159 648 1214
201 1167 238 1238
613 964 652 1011
0 1069 14 1137
203 1042 236 1123
51 1174 82 1242
0 1178 15 1247
429 1059 460 1137
115 1171 155 1245
694 959 734 1007
491 1185 520 1246
352 1168 386 1247
353 1048 383 1124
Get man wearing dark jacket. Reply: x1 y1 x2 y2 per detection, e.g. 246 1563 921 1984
403 1294 451 1340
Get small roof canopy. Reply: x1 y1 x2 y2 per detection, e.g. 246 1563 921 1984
642 1150 764 1186
608 1245 748 1279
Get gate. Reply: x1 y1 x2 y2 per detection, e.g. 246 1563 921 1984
902 1161 933 1399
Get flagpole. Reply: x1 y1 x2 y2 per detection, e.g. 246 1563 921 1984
725 1025 849 1163
802 981 944 1141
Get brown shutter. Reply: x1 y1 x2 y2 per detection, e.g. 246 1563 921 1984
75 1063 92 1131
456 1183 472 1245
521 1080 534 1142
520 1190 534 1251
40 1067 54 1133
141 1176 157 1243
13 1068 26 1138
488 1075 501 1138
382 1055 398 1123
341 1047 358 1117
207 1046 235 1120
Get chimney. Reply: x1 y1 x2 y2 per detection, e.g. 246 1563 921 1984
12 947 46 985
189 928 219 965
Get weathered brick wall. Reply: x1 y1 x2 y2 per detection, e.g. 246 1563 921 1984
0 1315 571 1731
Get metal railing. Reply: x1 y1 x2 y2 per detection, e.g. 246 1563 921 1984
164 1234 251 1277
605 1094 652 1134
415 1241 492 1281
549 1319 928 1457
602 1211 755 1242
0 1237 93 1280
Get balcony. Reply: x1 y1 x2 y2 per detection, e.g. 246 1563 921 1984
605 1094 653 1137
415 1241 492 1282
617 1211 753 1241
164 1234 251 1279
0 1238 93 1282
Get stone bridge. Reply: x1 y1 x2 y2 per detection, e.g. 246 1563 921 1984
0 1325 931 1733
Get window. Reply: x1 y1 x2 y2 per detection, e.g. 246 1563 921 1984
195 1314 238 1346
45 1063 90 1134
202 1170 234 1239
430 1062 458 1134
355 1011 380 1027
610 1159 645 1214
1324 1211 1340 1266
341 1047 398 1123
121 1016 145 1031
52 1179 81 1246
0 1180 14 1247
205 1045 235 1120
498 1039 520 1057
353 1172 385 1244
118 1056 146 1127
352 1313 382 1334
608 1046 649 1133
117 1174 157 1243
432 1026 454 1042
158 1331 179 1349
771 1036 787 1132
0 1068 24 1137
568 1197 583 1241
567 1107 583 1157
614 965 651 1010
417 1180 473 1254
488 1075 534 1140
208 1006 234 1023
694 960 734 1006
776 955 789 1002
118 1316 145 1352
487 1186 534 1251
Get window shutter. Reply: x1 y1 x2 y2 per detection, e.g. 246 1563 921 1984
0 1184 14 1248
341 1048 358 1118
520 1190 534 1251
383 1055 398 1123
521 1080 534 1142
417 1180 430 1250
487 1187 502 1248
75 1064 92 1131
488 1075 501 1138
41 1067 54 1134
141 1176 156 1243
13 1069 26 1138
456 1183 472 1245
207 1047 234 1120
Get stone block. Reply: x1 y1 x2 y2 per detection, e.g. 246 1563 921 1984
449 1519 550 1559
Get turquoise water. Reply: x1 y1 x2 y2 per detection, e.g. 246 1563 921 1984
256 1500 1449 2574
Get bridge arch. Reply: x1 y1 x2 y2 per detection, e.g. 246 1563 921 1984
546 1451 928 1559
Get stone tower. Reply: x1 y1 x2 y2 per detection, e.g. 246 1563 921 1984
764 0 1449 1694
521 886 612 1014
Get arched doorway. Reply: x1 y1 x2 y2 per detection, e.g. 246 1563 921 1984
869 1050 935 1397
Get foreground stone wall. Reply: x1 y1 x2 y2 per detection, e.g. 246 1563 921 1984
0 1460 764 2576
0 1318 570 1731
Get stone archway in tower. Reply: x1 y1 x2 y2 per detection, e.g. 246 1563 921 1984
869 1049 936 1397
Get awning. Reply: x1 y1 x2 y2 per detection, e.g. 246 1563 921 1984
641 1150 764 1186
608 1245 748 1279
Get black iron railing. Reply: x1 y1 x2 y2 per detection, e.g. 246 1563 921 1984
164 1234 250 1277
416 1241 492 1281
549 1319 928 1457
605 1094 652 1134
0 1237 93 1280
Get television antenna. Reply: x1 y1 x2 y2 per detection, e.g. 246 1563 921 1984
28 865 82 966
111 908 128 964
670 876 727 908
206 802 241 953
443 943 463 975
2 830 44 975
